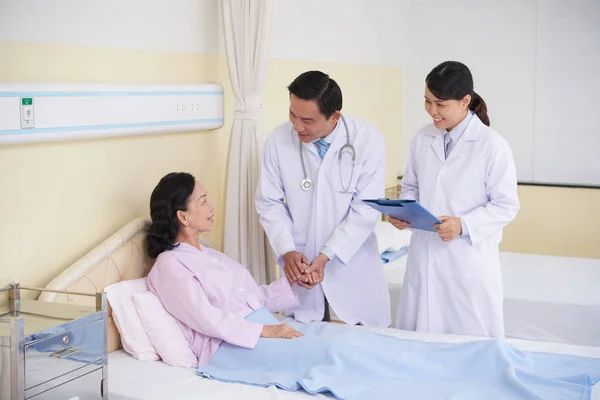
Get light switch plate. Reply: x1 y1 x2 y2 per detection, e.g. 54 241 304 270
20 97 35 129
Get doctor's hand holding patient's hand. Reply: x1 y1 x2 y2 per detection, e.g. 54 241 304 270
300 254 327 289
388 216 411 230
435 216 462 241
283 251 310 284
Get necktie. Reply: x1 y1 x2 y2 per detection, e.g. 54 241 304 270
314 138 330 159
444 132 453 159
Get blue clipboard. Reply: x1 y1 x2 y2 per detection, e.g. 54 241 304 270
363 199 441 232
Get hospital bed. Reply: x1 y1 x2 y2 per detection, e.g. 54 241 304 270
15 217 600 399
381 233 600 347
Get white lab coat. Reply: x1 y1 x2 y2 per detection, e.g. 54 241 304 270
256 115 391 327
396 115 519 337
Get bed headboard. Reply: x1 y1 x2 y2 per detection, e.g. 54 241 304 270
38 217 154 353
38 216 217 353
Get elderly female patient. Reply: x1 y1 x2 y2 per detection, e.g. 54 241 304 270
146 172 600 400
146 172 321 366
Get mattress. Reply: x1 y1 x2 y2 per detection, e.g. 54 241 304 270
103 324 600 400
384 251 600 346
106 349 320 400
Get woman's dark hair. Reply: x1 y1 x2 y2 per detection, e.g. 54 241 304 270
426 61 490 126
147 172 196 258
287 70 342 119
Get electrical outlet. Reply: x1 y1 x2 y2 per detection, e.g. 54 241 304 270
176 103 187 114
176 102 200 115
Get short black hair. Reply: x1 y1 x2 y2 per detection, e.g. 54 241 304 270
287 71 342 119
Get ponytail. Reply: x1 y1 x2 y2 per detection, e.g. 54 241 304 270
147 199 180 258
469 91 490 127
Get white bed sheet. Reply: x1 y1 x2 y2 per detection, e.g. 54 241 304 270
103 323 600 400
384 251 600 346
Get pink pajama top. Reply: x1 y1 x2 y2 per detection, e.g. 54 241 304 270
147 242 299 366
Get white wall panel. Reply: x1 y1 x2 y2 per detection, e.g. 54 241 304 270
0 83 224 144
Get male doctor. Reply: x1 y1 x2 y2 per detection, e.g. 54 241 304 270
255 71 390 326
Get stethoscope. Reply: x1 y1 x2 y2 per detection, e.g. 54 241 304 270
297 115 356 193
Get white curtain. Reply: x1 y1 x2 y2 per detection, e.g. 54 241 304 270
222 0 277 285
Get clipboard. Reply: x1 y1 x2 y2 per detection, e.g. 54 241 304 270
363 199 441 232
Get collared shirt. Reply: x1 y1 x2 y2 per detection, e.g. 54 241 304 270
313 121 339 156
443 110 474 157
318 122 339 145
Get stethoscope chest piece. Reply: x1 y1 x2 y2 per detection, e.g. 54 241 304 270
301 178 313 191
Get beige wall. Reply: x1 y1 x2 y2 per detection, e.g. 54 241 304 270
501 186 600 258
0 41 232 289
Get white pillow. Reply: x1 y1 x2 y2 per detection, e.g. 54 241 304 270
374 220 413 254
134 291 198 368
104 278 160 361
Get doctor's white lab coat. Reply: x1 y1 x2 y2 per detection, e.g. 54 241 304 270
396 115 519 337
255 116 391 327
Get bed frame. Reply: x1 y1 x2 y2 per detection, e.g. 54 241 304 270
38 217 154 353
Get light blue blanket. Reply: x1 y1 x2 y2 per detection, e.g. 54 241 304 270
198 308 600 400
380 247 408 263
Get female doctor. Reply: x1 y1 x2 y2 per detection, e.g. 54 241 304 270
390 61 520 338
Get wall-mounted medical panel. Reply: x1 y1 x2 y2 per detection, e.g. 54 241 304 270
0 83 224 145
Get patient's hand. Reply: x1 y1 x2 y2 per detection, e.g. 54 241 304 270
298 255 326 289
260 324 303 339
283 251 309 284
297 265 322 290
